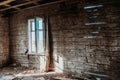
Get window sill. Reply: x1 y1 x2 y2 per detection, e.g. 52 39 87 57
27 52 46 56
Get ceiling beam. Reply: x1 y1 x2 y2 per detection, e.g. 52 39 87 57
0 0 15 6
0 0 40 12
16 0 66 12
4 4 20 10
4 4 11 7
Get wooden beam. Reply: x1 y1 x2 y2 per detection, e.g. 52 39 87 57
0 0 40 12
33 2 39 5
4 4 13 7
0 0 15 6
14 7 20 10
4 4 20 10
16 0 67 12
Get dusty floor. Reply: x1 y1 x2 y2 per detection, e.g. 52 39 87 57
0 65 110 80
0 65 80 80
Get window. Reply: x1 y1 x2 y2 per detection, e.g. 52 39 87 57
28 18 44 53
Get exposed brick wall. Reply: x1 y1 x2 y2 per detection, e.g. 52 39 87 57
0 14 9 67
9 12 28 67
9 4 59 69
9 0 120 79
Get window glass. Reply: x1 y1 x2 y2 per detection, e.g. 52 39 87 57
31 21 35 31
28 18 44 53
36 18 43 30
31 31 36 52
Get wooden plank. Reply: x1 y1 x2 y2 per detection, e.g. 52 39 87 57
0 0 15 6
4 4 11 7
15 0 66 12
4 4 20 10
0 0 40 12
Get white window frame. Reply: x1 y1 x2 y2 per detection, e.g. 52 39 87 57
28 17 45 54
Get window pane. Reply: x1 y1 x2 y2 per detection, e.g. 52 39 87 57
36 18 43 29
31 21 35 31
28 18 44 53
31 31 36 52
37 31 44 53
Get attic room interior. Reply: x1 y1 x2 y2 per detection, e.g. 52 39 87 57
0 0 120 80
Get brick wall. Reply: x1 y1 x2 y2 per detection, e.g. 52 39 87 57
9 0 120 79
9 4 58 69
0 14 9 67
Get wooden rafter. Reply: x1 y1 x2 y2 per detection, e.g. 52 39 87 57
0 0 15 6
4 4 20 10
0 0 40 12
16 0 66 12
4 4 11 7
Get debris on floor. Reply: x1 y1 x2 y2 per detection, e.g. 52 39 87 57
0 66 109 80
0 66 68 80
